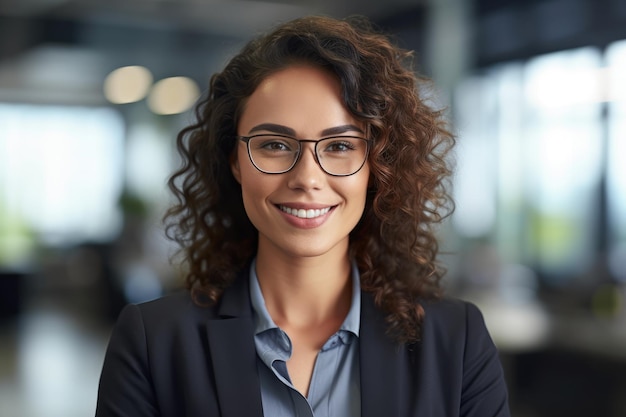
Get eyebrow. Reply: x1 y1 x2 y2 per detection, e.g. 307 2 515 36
248 123 365 137
248 123 295 136
320 124 365 136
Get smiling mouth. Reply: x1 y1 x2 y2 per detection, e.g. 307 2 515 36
278 205 332 219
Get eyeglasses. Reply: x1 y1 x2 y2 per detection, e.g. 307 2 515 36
237 134 371 176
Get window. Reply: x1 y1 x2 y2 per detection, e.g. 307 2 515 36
0 104 125 265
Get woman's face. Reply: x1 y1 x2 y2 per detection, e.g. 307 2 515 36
231 65 370 261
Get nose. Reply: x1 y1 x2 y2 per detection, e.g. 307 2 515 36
286 143 325 191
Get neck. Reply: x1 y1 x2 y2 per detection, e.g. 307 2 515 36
254 243 352 329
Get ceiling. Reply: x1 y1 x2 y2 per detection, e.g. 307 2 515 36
0 0 427 105
0 0 423 30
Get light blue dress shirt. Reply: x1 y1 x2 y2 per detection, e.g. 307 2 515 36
249 260 361 417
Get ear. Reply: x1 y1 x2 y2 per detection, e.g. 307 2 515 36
230 149 242 184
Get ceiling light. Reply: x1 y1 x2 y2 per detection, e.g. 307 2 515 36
147 76 200 115
103 66 153 104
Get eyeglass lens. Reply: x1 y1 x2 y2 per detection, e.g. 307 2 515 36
246 135 368 175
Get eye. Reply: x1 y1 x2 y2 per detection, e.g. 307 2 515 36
252 135 297 153
262 141 291 151
323 139 358 153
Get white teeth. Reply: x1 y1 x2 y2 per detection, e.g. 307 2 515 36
280 205 331 219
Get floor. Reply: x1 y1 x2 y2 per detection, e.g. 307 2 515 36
0 293 112 417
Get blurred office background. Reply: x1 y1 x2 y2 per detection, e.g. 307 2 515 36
0 0 625 416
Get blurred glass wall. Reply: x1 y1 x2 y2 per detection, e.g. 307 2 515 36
0 104 125 259
453 36 626 305
450 1 626 413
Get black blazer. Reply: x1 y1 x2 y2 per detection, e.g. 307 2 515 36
96 272 510 417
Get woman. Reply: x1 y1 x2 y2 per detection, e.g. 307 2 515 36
96 15 510 417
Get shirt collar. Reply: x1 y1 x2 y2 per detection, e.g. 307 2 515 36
249 258 361 337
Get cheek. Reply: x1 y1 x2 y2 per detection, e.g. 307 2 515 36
239 167 262 203
338 171 370 215
239 181 264 229
237 150 261 189
238 164 276 214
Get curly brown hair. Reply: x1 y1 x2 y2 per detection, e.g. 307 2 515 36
164 15 455 343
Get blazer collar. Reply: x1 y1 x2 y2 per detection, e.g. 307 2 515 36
206 268 264 417
216 267 255 318
205 269 415 417
359 291 414 417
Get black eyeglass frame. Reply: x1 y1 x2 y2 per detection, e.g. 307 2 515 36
236 134 372 177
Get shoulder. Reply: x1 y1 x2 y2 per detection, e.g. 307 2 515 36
115 291 220 336
419 297 495 352
135 291 211 316
422 297 486 328
98 292 230 416
419 298 510 415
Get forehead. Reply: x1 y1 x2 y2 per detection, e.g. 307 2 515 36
254 64 340 95
237 65 362 136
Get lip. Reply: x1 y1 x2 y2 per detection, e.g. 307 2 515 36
274 203 336 229
276 202 334 210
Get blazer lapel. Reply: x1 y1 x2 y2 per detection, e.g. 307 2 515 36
206 271 264 417
359 292 413 417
